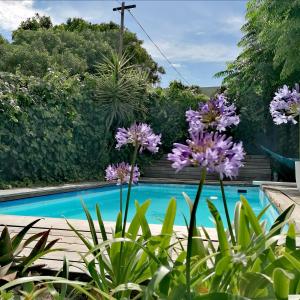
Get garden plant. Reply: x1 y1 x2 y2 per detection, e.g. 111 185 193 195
0 94 299 299
1 1 300 297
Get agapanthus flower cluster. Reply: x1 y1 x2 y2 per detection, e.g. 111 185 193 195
116 123 161 153
105 162 140 185
186 94 240 134
168 132 244 179
169 93 244 179
270 84 300 125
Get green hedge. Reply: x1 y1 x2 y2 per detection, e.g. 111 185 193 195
0 71 208 186
0 70 109 185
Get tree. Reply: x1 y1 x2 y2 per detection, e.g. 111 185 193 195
14 13 52 33
216 0 300 156
2 17 164 83
147 81 208 151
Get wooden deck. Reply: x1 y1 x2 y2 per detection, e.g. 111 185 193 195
0 214 218 274
144 155 272 181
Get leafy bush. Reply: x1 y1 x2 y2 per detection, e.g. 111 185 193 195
0 70 110 184
147 82 208 152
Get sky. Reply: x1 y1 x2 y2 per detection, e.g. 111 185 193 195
0 0 247 87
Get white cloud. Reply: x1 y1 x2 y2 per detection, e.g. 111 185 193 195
171 63 182 68
144 40 239 63
222 15 245 33
0 0 45 31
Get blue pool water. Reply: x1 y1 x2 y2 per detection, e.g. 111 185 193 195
0 183 278 227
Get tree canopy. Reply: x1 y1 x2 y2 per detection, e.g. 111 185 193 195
217 0 300 156
0 15 164 83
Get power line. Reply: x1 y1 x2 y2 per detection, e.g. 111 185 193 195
128 9 190 85
114 0 190 85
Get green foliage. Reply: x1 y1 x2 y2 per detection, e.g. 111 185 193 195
217 0 300 156
147 81 208 151
0 219 59 283
0 65 206 185
93 52 148 131
1 16 163 84
17 13 53 32
0 70 109 183
66 198 177 298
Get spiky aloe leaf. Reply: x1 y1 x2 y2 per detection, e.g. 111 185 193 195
0 227 13 264
11 219 41 251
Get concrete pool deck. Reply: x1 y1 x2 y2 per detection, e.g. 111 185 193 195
260 182 300 231
0 214 218 274
0 180 299 274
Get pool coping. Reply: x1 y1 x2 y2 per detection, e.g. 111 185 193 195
0 178 257 203
261 183 300 232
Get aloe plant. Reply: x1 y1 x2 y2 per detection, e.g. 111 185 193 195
0 219 60 283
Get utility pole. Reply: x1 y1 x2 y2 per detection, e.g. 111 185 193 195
113 2 136 57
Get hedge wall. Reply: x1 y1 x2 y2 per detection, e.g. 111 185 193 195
0 71 109 185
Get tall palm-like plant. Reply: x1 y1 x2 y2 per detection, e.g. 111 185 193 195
94 52 148 133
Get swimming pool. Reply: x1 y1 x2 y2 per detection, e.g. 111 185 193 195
0 183 278 227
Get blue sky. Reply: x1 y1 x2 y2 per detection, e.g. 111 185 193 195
0 0 247 87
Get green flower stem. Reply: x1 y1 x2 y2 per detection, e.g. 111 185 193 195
186 168 206 299
219 178 236 246
120 184 123 214
122 144 139 238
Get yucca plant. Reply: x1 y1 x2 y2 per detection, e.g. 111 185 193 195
94 52 148 133
0 219 60 283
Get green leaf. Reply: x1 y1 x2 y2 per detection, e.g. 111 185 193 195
235 201 251 250
183 192 208 258
128 200 150 239
11 219 41 251
81 200 98 246
257 204 271 221
115 211 122 235
67 220 93 250
160 198 176 249
207 200 230 257
96 204 108 242
21 230 51 266
270 204 295 237
136 202 151 239
273 268 293 300
0 227 13 261
58 257 69 299
240 196 263 236
286 222 296 252
239 272 272 298
143 266 170 300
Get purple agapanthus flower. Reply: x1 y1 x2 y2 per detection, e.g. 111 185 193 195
168 131 244 179
186 94 240 134
116 123 161 153
270 84 300 125
105 162 140 185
